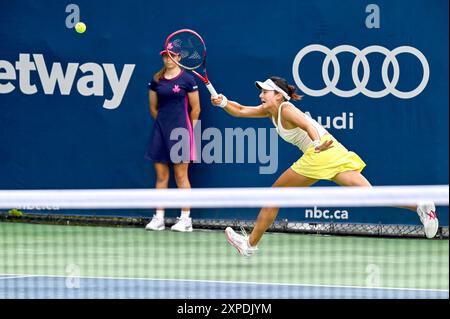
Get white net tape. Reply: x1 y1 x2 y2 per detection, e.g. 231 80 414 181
0 185 448 209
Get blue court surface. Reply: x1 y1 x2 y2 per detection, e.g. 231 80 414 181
0 275 447 299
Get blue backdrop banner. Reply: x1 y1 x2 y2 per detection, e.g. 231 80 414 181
0 0 448 225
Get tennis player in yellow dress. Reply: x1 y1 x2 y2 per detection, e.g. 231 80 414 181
211 76 439 257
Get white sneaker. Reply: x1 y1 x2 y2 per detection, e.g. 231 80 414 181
171 217 193 232
417 202 439 239
225 227 258 257
145 215 165 231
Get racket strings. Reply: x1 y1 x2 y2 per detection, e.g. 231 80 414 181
168 33 205 69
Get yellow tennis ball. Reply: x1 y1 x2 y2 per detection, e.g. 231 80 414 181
75 22 86 34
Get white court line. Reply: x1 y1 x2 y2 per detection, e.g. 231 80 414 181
0 273 448 293
0 275 39 280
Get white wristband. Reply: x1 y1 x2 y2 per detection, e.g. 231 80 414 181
312 140 321 148
218 95 228 108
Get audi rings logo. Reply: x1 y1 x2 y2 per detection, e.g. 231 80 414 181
292 45 430 99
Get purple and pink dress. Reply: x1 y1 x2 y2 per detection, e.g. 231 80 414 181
145 70 198 163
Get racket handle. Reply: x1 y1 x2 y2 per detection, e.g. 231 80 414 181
205 82 218 98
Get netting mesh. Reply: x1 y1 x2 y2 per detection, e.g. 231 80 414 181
0 186 448 299
1 212 448 239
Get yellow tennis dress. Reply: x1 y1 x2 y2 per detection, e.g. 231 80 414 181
272 102 366 180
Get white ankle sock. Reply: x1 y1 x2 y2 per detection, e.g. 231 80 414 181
181 210 190 219
156 209 164 219
247 238 257 248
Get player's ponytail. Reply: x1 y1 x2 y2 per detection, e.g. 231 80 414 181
286 84 303 101
270 76 303 101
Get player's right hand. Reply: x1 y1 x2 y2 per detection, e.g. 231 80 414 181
211 94 224 107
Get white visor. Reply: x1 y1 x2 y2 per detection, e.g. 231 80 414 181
255 79 291 101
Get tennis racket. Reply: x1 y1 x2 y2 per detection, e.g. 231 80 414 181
165 29 218 98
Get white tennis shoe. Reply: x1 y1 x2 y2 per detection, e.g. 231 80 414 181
171 217 193 232
225 227 258 257
145 215 165 231
416 202 439 239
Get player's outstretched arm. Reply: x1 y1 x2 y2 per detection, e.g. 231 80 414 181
211 94 269 118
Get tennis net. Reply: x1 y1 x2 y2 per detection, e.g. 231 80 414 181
0 185 448 299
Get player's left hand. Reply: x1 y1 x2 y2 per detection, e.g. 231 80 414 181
315 140 334 153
